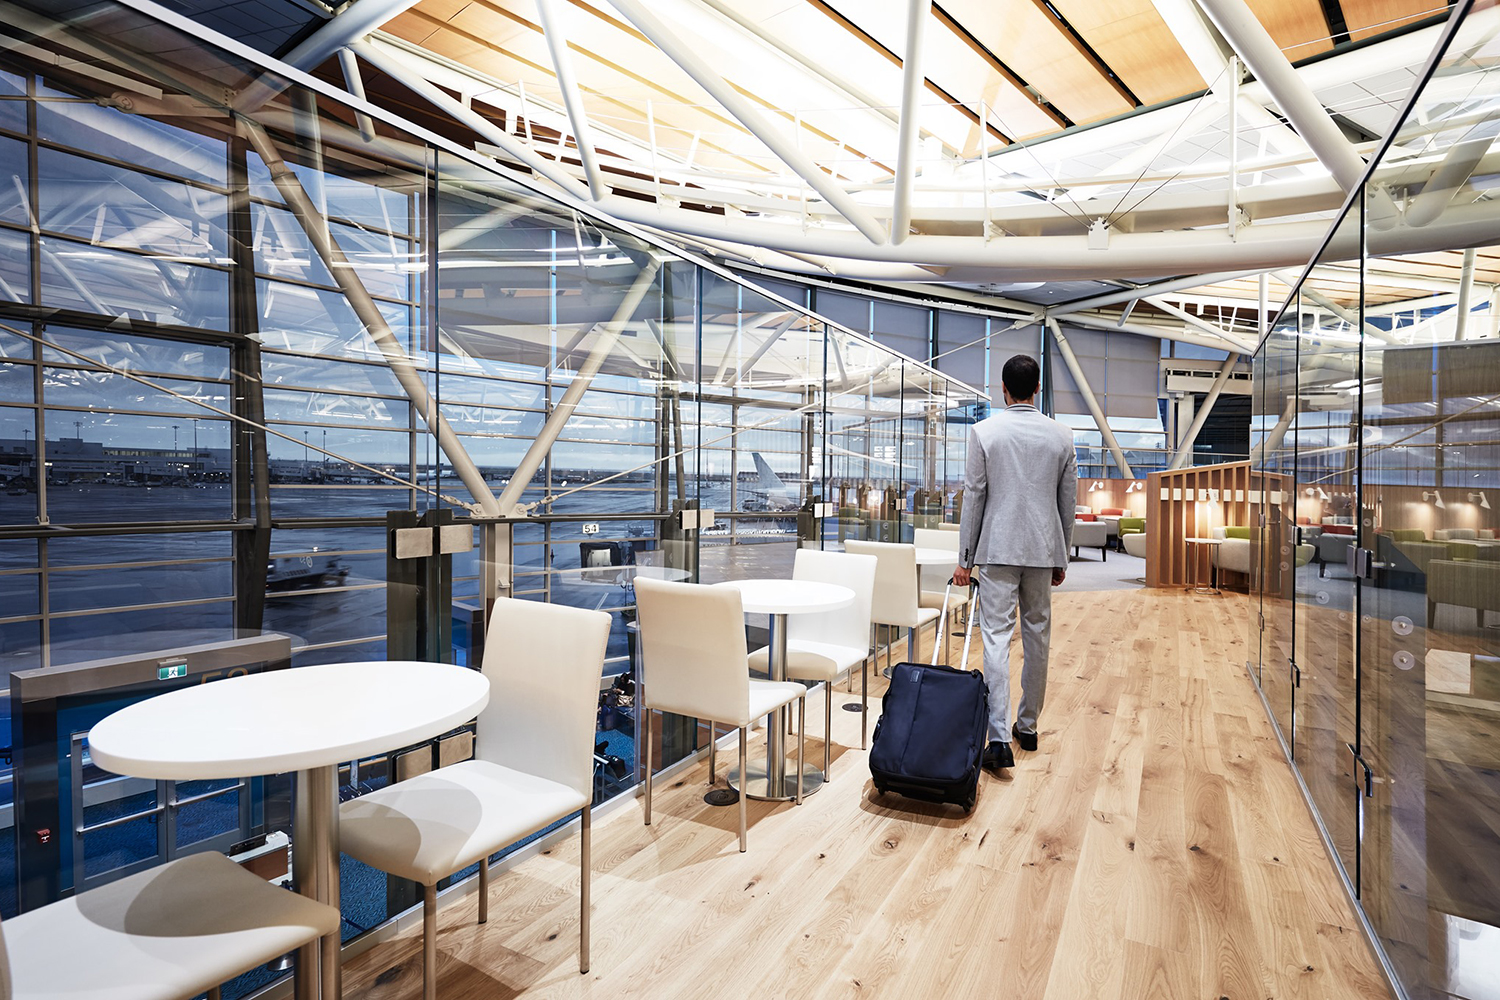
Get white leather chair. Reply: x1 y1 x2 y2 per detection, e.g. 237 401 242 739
0 850 339 1000
913 527 968 665
1070 520 1109 559
338 597 611 998
843 539 941 687
634 577 807 852
748 550 876 765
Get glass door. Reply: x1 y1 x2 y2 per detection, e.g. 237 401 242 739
1290 206 1366 883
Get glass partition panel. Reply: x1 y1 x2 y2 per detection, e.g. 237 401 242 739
1251 9 1500 1000
1290 203 1366 886
0 0 984 970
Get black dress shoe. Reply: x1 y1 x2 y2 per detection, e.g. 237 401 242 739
1012 723 1038 752
981 740 1014 772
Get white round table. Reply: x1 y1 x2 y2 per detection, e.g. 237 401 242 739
88 661 490 1000
715 579 853 800
913 546 959 566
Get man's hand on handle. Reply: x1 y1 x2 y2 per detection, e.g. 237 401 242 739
1052 567 1066 587
952 565 972 588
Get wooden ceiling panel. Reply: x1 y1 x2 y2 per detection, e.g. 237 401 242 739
1344 0 1447 42
1046 1 1205 106
939 0 1133 126
1252 0 1337 61
445 2 547 51
757 1 1023 150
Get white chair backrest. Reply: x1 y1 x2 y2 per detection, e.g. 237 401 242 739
634 577 748 723
912 528 959 594
842 539 920 628
1211 526 1227 540
937 522 959 532
476 597 611 798
788 550 876 650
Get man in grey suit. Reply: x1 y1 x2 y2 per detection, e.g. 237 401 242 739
953 355 1077 771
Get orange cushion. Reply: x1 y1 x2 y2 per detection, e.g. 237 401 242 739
1099 507 1128 516
1324 524 1355 535
1077 513 1097 521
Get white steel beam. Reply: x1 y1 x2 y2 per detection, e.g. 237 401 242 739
535 0 607 201
243 121 502 516
495 260 663 517
351 41 589 198
236 0 422 111
1455 247 1477 340
335 48 378 142
1250 397 1297 465
891 0 932 245
1048 319 1135 479
604 0 888 244
1050 270 1268 316
1192 0 1367 193
1406 119 1500 227
1167 353 1238 469
1064 312 1252 355
1271 270 1403 345
1142 296 1258 353
695 0 922 145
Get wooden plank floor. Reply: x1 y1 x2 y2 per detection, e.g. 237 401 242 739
341 588 1391 1000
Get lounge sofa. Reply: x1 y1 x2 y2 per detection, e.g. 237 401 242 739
1428 558 1500 628
1317 527 1356 577
1071 520 1108 560
1211 525 1252 574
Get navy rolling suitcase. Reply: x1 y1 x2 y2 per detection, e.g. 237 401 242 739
869 582 988 812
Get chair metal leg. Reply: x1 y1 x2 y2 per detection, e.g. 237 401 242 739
823 686 832 778
643 711 653 826
580 804 591 974
861 654 870 750
707 720 716 783
942 610 952 664
209 989 222 1000
907 626 916 663
478 856 489 924
738 728 748 852
423 883 437 1000
797 696 806 805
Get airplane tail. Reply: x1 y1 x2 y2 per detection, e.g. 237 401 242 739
750 452 787 491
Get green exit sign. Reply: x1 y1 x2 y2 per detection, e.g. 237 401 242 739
157 660 187 681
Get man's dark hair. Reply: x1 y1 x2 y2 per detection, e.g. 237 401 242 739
1001 354 1040 401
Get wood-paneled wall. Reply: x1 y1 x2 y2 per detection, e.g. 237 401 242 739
1074 476 1149 516
1145 462 1254 588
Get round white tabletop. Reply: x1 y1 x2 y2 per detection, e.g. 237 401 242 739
87 660 491 780
913 547 959 565
714 578 853 616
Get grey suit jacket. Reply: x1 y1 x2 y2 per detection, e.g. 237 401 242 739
958 403 1078 569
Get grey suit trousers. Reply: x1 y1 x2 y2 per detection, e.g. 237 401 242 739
977 564 1052 743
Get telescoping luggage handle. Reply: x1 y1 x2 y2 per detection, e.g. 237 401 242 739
931 577 980 667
